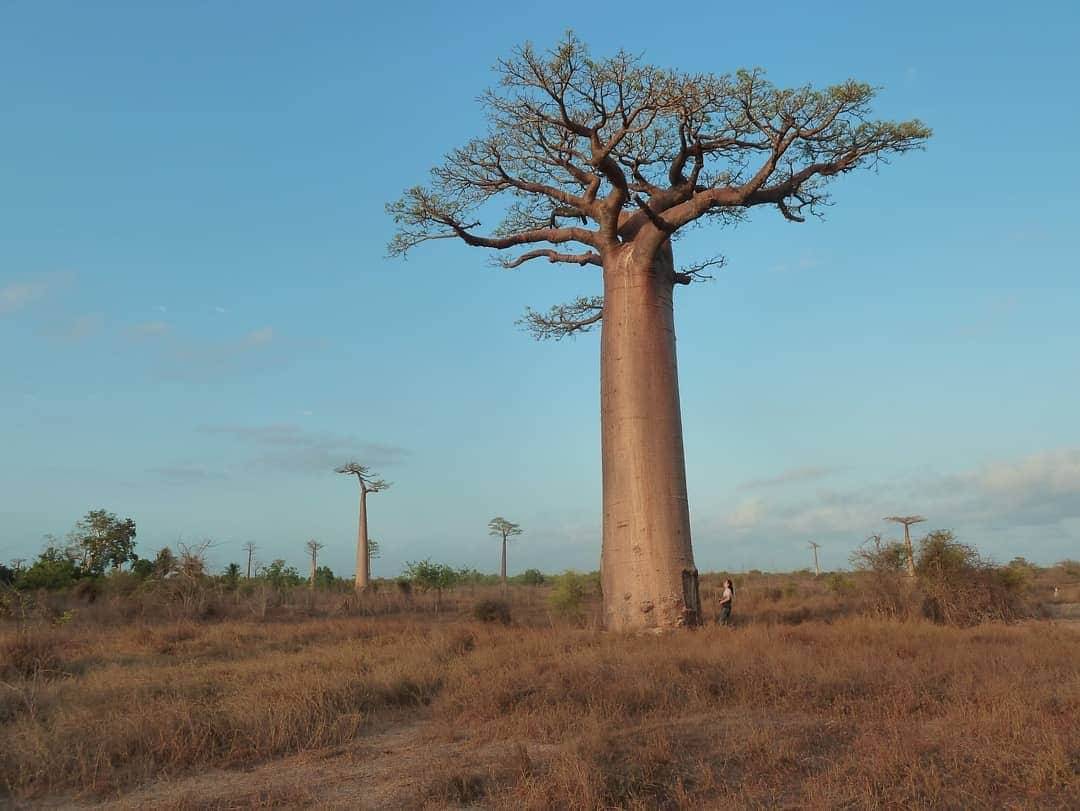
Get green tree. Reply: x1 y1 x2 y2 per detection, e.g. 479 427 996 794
17 544 81 590
389 35 929 631
130 557 155 579
314 565 336 588
518 568 544 585
262 559 303 589
403 559 461 613
70 509 137 575
222 562 242 590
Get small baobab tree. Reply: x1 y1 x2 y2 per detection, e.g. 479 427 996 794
488 517 523 593
305 539 325 589
335 462 391 592
242 541 257 579
884 515 926 578
389 34 930 631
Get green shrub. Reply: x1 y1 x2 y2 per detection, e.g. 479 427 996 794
548 570 593 623
824 572 856 597
517 568 545 585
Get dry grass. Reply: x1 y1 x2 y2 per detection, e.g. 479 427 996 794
1 579 1077 808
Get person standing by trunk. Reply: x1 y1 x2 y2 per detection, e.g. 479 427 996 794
718 579 734 626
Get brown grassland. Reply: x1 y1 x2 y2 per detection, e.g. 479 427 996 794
1 572 1078 809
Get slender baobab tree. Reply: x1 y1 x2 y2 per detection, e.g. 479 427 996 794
335 462 391 592
305 539 324 589
488 517 523 593
242 541 257 579
389 34 930 631
808 541 821 576
884 515 926 578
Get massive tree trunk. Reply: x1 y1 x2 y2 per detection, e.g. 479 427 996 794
500 535 507 594
354 489 370 592
600 240 701 632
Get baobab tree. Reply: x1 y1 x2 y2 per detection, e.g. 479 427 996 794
335 462 391 592
884 515 926 578
389 35 931 631
242 541 257 579
305 539 324 589
488 516 523 593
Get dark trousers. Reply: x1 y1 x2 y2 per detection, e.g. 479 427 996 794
718 603 732 625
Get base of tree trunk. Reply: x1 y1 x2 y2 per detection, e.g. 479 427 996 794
599 242 702 632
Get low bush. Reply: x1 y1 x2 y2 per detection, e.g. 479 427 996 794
473 599 512 624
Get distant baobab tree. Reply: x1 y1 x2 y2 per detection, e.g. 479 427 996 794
335 462 391 592
488 517 523 593
808 541 822 576
242 541 257 579
305 539 324 589
388 34 931 631
884 515 926 578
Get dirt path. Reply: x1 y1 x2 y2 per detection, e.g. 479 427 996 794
43 715 540 810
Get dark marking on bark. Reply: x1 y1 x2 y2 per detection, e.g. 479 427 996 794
681 568 701 626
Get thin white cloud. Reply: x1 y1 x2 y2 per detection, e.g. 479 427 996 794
0 271 74 314
198 422 409 474
244 326 273 346
728 497 765 530
739 465 837 490
145 325 290 381
145 465 228 484
42 313 103 344
698 447 1080 566
127 320 172 340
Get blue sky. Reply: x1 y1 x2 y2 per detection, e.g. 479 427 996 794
2 0 1078 576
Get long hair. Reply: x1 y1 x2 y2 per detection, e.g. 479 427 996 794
724 578 734 595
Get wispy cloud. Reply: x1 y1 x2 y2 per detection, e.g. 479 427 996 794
0 271 74 314
768 252 823 274
739 465 837 490
198 423 408 474
131 325 294 381
699 447 1080 565
42 313 104 344
127 320 172 340
145 465 229 485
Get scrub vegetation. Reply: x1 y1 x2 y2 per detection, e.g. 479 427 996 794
1 543 1077 808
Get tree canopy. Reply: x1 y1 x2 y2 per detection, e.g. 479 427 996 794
488 517 523 541
70 509 137 576
389 33 930 336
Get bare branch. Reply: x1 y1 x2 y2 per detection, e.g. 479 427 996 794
389 34 930 268
499 249 602 269
517 295 603 340
336 462 392 494
673 255 726 285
